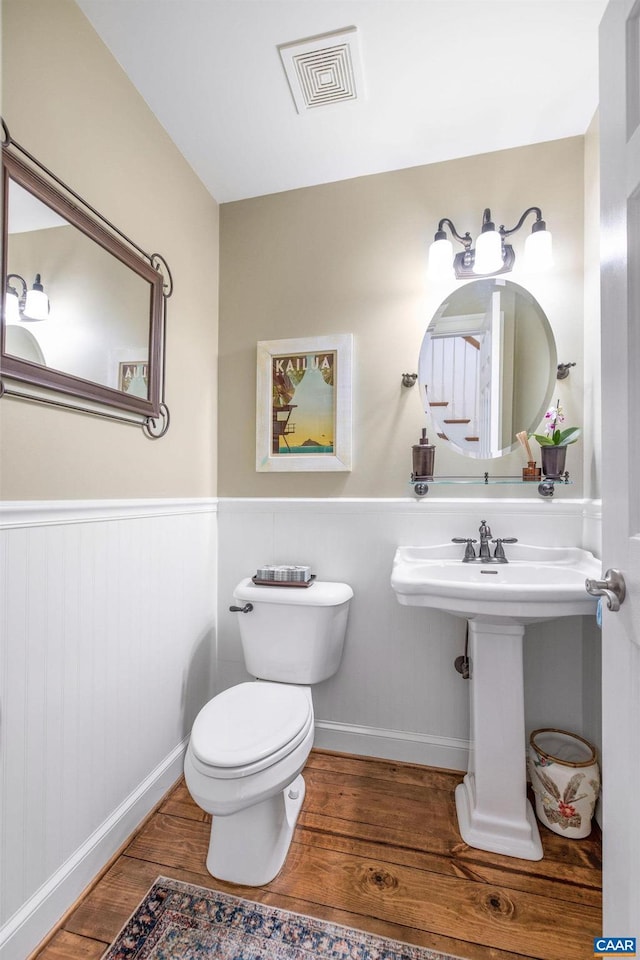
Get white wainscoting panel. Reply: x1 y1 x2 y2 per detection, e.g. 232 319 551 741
0 495 602 958
0 500 217 960
218 497 601 771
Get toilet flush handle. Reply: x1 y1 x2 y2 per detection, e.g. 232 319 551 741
229 603 253 613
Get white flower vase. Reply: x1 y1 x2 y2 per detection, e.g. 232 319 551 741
528 728 600 839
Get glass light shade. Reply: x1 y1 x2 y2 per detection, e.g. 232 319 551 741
473 229 503 275
524 228 553 272
23 287 49 321
5 289 21 323
428 237 454 278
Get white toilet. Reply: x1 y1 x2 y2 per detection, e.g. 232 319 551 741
184 576 352 885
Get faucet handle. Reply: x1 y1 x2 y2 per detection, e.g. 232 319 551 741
491 537 518 561
452 537 477 560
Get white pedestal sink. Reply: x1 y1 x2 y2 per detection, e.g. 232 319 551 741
391 542 600 860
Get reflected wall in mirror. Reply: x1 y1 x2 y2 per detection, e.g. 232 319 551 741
419 279 557 459
1 134 170 431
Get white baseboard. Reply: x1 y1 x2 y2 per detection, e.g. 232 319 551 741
314 719 469 772
0 739 188 960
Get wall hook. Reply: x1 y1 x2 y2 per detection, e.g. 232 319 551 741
402 373 418 388
557 362 576 380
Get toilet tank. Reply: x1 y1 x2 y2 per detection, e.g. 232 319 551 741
232 578 353 683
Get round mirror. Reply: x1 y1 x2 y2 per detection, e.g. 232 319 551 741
419 279 557 459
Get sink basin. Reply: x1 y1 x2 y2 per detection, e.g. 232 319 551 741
391 543 600 622
390 539 601 861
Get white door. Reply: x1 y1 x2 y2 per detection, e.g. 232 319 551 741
600 0 640 935
478 293 502 457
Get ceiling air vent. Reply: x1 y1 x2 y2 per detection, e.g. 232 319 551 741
278 27 364 114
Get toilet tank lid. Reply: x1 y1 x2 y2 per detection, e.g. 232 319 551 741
234 578 353 606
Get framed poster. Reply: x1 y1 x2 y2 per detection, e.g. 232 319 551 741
118 361 149 398
256 334 352 472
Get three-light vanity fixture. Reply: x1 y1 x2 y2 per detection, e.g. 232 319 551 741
428 206 553 280
5 272 50 321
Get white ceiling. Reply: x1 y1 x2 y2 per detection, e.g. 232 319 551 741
76 0 607 204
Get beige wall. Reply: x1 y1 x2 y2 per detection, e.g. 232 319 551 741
0 1 589 502
0 0 219 499
219 137 585 498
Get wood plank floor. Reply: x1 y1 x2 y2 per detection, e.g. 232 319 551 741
31 750 602 960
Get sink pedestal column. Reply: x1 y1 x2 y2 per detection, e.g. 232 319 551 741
455 620 543 861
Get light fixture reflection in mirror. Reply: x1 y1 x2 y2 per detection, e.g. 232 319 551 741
5 272 50 321
419 279 557 460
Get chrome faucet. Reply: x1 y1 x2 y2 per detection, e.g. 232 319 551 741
478 520 492 559
452 520 518 563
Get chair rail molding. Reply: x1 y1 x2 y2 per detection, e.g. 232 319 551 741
0 497 218 528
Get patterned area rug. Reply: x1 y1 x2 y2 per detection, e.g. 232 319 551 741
102 877 464 959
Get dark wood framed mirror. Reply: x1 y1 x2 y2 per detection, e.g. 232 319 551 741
1 124 171 436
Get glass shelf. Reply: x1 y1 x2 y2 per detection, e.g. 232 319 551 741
410 472 571 498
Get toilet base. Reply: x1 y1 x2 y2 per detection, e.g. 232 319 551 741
206 774 306 885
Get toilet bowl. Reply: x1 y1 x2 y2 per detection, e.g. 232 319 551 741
184 577 352 885
184 682 314 884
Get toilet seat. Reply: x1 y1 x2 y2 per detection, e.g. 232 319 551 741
190 682 313 779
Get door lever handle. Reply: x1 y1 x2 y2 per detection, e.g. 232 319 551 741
585 568 626 612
